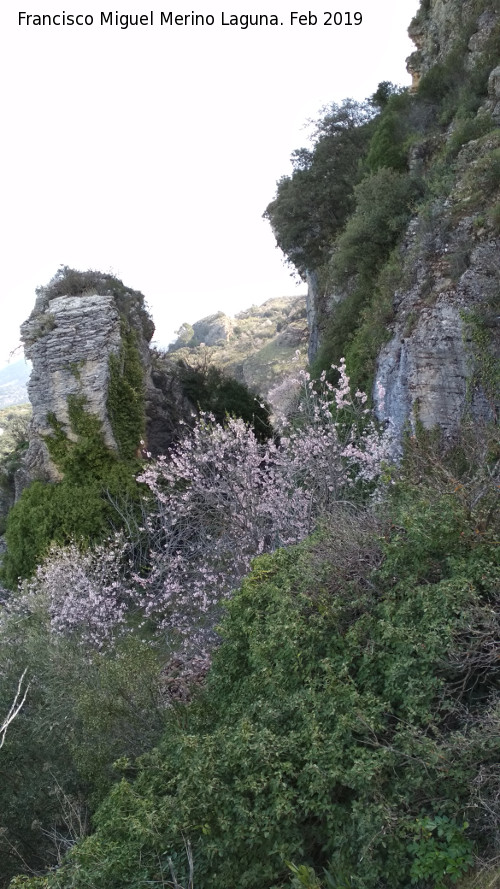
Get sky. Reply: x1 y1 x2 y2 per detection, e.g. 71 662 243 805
0 0 419 366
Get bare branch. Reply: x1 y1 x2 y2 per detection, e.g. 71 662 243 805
0 668 30 749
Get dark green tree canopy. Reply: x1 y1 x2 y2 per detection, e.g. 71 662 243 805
263 99 375 276
179 363 273 442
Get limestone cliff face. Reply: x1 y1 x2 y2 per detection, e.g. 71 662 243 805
375 151 500 439
305 0 500 439
374 1 500 437
407 0 499 88
192 312 234 347
19 271 157 486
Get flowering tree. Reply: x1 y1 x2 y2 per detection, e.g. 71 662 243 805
135 360 393 659
10 540 129 648
135 416 308 658
10 361 392 664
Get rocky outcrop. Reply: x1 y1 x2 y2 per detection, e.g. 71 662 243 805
192 313 233 347
296 0 500 441
375 128 500 439
372 0 500 437
485 64 500 123
407 0 499 87
19 270 158 485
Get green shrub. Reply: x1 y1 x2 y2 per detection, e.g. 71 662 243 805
34 462 498 889
45 396 115 483
1 396 143 587
0 623 166 888
365 90 412 173
446 114 495 158
407 816 474 889
489 200 500 232
417 46 467 107
179 364 273 442
342 248 402 393
107 325 145 459
0 462 140 588
312 170 422 384
330 169 422 287
460 306 500 411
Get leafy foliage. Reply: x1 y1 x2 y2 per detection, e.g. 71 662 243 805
0 617 166 887
34 442 498 889
107 325 145 459
263 100 374 275
179 363 273 442
311 170 422 386
1 395 142 588
365 88 412 173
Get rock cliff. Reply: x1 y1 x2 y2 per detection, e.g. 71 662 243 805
303 0 500 439
19 269 157 487
165 295 308 400
374 0 500 437
375 130 500 439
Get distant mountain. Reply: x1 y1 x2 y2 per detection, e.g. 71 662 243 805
165 295 309 400
0 359 30 408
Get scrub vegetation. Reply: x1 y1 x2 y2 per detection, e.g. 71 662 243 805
1 1 499 887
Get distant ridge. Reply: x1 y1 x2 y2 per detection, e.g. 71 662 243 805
165 295 308 399
0 359 30 408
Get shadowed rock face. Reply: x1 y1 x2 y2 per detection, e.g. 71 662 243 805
19 272 156 485
374 140 500 440
303 0 500 440
407 0 499 87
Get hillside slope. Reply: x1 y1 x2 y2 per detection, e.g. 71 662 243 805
164 295 308 401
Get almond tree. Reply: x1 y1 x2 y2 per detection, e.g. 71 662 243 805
10 363 392 664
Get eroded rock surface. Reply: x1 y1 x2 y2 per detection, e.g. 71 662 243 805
375 131 500 438
19 272 156 485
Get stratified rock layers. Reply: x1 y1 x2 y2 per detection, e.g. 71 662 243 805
20 280 152 485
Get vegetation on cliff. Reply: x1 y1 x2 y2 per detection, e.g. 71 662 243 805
0 2 499 888
3 418 499 889
265 0 500 399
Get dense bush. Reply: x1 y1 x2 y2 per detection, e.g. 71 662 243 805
0 621 166 887
365 89 412 173
263 100 374 275
0 462 141 589
179 363 273 442
26 424 498 889
0 394 142 588
107 325 146 459
331 169 422 286
311 170 422 385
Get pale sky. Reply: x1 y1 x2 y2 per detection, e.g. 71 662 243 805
0 0 419 366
